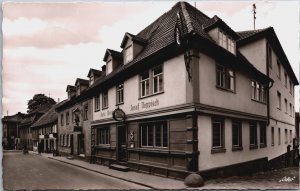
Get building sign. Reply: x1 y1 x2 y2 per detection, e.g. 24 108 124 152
130 99 159 112
113 107 126 121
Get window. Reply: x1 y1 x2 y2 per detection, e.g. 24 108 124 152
76 85 80 96
290 130 292 143
106 60 113 74
284 72 288 87
228 38 235 54
289 80 293 94
219 30 227 49
83 104 88 120
278 128 281 145
290 103 292 116
284 99 288 113
90 74 94 85
285 129 288 144
218 30 235 54
116 84 124 105
271 127 274 146
102 90 108 109
260 122 267 147
61 114 64 126
251 80 266 103
140 121 168 148
140 65 164 98
250 121 257 148
277 60 281 79
124 46 133 64
66 112 69 125
66 135 69 147
94 95 100 111
97 127 110 145
68 135 72 147
277 91 281 109
216 65 235 91
232 120 242 149
152 66 163 94
212 119 225 149
62 135 65 146
140 72 150 97
267 44 272 68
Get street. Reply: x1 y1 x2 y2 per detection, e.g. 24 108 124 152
3 151 148 190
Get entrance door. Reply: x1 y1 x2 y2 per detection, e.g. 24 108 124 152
78 134 85 155
117 125 127 162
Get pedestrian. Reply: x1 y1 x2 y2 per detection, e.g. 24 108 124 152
286 144 291 167
38 142 42 155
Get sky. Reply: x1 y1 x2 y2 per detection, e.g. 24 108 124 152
2 0 300 116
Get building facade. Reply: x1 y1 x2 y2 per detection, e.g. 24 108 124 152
56 76 99 160
51 1 298 179
2 112 25 150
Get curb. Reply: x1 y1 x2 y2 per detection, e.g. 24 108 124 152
47 157 155 189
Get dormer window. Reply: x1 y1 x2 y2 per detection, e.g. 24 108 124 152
89 74 94 85
76 85 80 96
218 30 235 54
106 59 113 75
124 45 133 64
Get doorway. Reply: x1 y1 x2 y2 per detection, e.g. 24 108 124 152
78 134 85 155
117 125 127 162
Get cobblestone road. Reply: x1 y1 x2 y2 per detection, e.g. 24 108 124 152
201 166 299 189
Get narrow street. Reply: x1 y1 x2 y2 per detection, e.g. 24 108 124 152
3 151 148 190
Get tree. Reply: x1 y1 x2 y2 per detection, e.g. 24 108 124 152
27 94 56 113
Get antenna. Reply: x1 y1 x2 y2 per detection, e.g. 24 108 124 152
253 3 256 30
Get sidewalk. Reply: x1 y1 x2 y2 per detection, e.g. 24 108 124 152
30 151 187 189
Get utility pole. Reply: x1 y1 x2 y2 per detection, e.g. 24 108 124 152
253 3 256 30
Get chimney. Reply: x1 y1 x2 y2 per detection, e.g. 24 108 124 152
57 98 60 103
101 65 106 72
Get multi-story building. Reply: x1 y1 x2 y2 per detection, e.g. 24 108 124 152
77 1 298 179
56 72 104 160
31 102 65 153
2 112 25 149
52 1 298 179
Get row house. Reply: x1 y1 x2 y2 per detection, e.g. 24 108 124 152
19 106 51 150
56 73 104 160
54 1 298 179
2 112 25 149
31 102 65 153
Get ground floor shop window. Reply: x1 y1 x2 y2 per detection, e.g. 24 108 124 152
250 121 257 149
212 119 225 151
97 127 110 145
140 121 168 148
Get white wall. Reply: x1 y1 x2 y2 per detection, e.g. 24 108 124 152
198 53 267 116
198 115 293 171
93 54 187 121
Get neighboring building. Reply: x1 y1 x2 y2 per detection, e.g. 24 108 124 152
30 101 66 153
296 112 299 138
56 73 103 160
19 106 52 150
2 112 25 149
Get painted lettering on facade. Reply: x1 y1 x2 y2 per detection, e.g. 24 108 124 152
100 110 113 117
130 99 159 112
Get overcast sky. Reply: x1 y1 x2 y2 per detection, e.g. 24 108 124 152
2 0 299 116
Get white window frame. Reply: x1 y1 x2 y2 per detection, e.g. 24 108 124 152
216 65 235 91
140 72 150 98
140 122 168 148
152 66 163 94
124 45 133 64
212 119 224 149
232 120 242 148
94 95 100 111
102 90 108 109
116 84 124 105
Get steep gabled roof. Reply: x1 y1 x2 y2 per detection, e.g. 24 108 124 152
75 78 89 86
120 32 147 48
31 100 67 128
237 27 299 85
103 49 123 62
87 68 103 78
202 15 240 39
2 112 25 123
66 85 76 92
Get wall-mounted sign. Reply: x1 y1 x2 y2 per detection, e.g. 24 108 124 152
112 107 126 122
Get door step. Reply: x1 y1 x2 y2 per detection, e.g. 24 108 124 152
109 164 130 172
